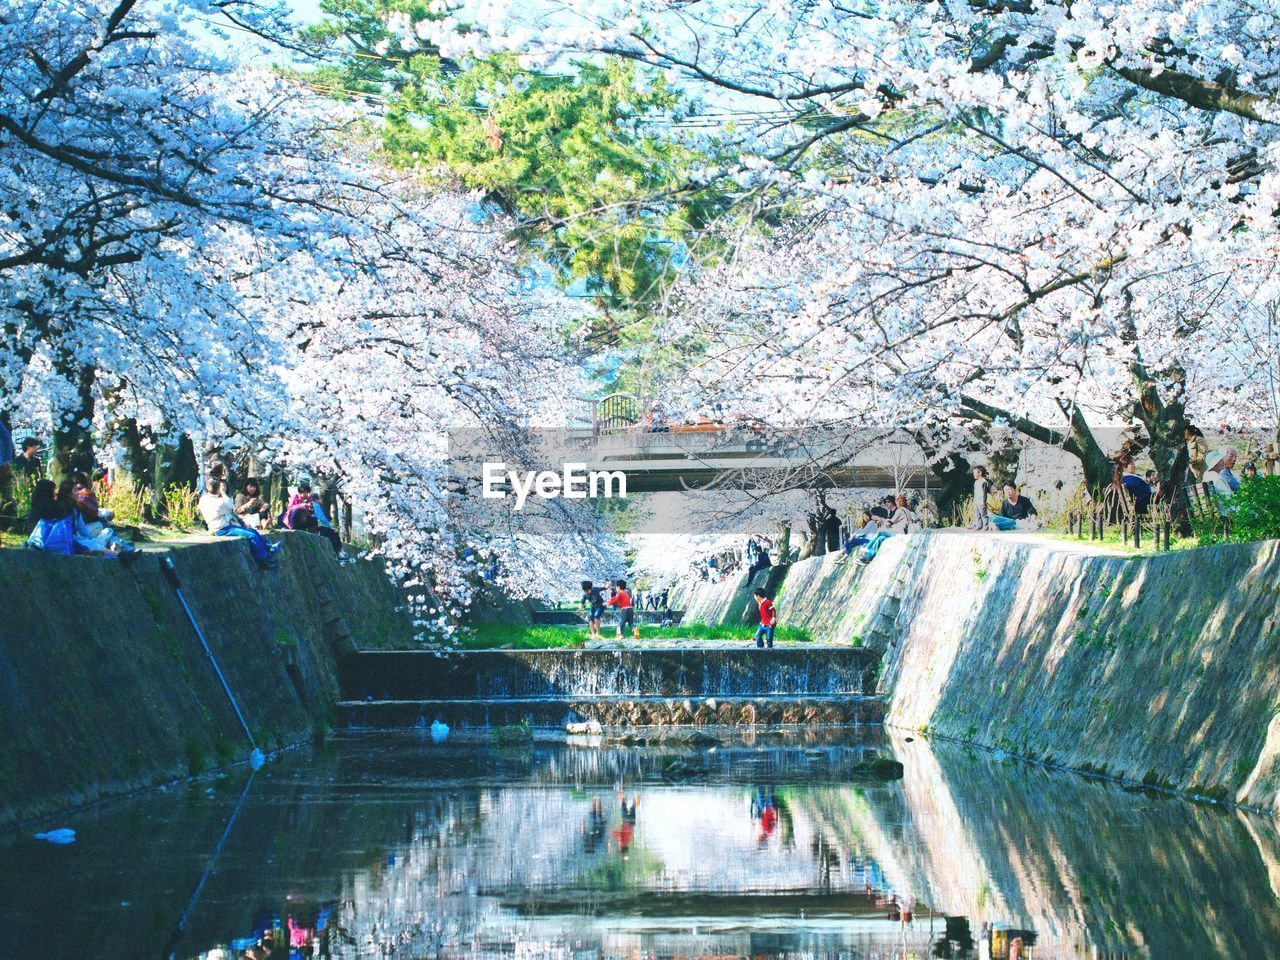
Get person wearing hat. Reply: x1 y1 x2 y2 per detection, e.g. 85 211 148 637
1204 447 1241 499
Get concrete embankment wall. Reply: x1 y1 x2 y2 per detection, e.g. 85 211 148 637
669 539 911 647
0 533 413 828
676 532 1280 812
878 532 1280 812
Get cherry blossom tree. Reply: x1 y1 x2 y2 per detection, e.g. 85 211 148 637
0 0 618 628
413 0 1280 494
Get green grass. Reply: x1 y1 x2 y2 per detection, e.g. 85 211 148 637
1039 524 1199 555
456 621 815 650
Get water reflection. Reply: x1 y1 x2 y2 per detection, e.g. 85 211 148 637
0 728 1277 959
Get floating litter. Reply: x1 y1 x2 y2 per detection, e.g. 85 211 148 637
430 720 450 744
34 829 76 845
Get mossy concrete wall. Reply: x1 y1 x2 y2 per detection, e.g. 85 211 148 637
877 533 1280 812
669 538 911 646
674 531 1280 811
0 532 413 828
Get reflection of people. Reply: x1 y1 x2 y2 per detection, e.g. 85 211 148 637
612 792 639 855
583 796 607 854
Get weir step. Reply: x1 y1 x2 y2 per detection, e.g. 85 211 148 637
337 695 885 729
339 647 881 702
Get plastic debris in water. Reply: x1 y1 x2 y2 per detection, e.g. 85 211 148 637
34 829 76 845
430 720 450 744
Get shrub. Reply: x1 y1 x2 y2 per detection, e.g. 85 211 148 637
7 473 35 519
163 484 202 530
1197 475 1280 545
99 476 147 527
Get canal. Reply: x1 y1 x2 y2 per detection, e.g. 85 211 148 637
2 727 1277 959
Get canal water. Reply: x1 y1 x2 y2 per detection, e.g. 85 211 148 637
2 728 1278 959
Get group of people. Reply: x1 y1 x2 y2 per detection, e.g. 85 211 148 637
1184 425 1276 508
693 536 778 583
581 579 639 641
198 473 344 570
969 468 1041 532
25 473 142 564
837 493 938 564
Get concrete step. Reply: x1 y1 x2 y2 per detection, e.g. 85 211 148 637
339 648 881 701
337 694 885 729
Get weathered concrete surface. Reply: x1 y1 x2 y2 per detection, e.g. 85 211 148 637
669 538 913 647
340 695 885 728
878 531 1280 812
0 533 413 828
668 563 788 627
674 531 1280 811
341 647 879 700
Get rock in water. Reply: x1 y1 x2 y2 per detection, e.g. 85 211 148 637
566 719 604 736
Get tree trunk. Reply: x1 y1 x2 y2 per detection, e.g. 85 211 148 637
774 520 791 564
153 434 198 515
51 361 96 481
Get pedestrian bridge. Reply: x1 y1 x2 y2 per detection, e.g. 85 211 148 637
559 394 932 493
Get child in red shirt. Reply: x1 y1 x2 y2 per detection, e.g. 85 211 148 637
607 579 640 640
752 587 776 648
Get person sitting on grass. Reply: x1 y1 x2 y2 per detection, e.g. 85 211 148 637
581 580 606 642
68 474 141 560
201 477 279 569
835 510 879 564
991 483 1041 531
606 579 639 640
751 587 777 649
28 478 67 524
234 477 272 530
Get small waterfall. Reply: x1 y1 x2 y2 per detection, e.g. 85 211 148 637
345 649 877 701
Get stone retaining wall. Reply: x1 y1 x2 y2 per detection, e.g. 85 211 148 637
0 533 413 828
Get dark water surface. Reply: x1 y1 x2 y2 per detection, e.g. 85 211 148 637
2 728 1278 959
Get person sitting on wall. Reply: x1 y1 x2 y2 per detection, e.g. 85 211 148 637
234 477 272 530
68 474 141 558
282 480 343 555
201 476 279 569
835 510 878 564
884 495 914 534
746 539 772 580
991 483 1041 531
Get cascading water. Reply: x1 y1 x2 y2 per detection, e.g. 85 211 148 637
338 648 882 729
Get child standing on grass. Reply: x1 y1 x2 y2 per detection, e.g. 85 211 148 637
969 465 991 531
751 587 777 649
581 580 606 641
607 579 640 640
